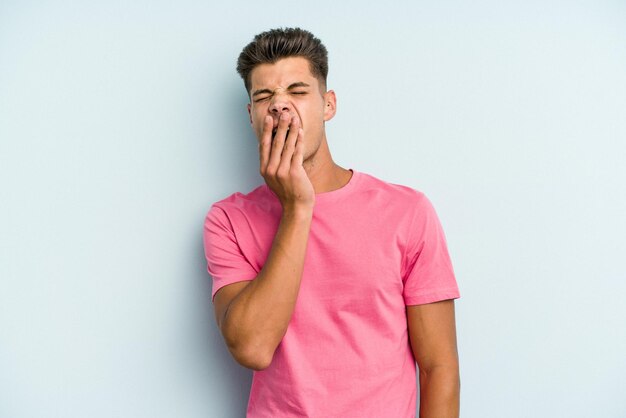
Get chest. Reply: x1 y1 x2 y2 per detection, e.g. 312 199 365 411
237 205 407 303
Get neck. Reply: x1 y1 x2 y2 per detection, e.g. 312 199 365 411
302 134 353 194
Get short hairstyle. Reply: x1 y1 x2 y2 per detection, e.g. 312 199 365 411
236 27 329 95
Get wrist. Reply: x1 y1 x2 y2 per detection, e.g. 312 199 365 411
282 203 314 220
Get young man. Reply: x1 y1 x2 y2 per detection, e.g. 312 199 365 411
203 27 461 418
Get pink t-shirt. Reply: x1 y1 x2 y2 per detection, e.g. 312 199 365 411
203 169 460 417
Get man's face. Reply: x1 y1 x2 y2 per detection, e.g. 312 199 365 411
247 56 336 160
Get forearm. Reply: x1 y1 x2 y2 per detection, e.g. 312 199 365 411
221 206 313 368
418 365 460 418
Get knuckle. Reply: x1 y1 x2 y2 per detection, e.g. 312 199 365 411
264 164 275 176
276 168 289 180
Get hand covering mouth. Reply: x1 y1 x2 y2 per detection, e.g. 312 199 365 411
271 116 299 139
271 127 290 140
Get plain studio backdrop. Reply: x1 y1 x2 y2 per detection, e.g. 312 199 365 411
1 1 625 417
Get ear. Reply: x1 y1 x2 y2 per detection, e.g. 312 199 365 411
247 103 253 125
323 90 337 122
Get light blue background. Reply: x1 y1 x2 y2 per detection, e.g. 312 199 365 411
1 1 625 417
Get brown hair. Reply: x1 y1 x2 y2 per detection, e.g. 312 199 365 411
236 27 328 95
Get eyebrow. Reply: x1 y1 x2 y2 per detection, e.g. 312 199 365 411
252 82 311 97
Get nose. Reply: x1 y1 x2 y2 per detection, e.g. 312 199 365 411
268 94 291 115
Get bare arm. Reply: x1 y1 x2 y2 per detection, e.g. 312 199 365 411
214 113 314 370
407 299 460 418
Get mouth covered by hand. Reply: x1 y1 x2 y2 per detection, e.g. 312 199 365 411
271 113 299 140
271 126 287 139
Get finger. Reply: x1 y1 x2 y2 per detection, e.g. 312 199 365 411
267 113 291 172
292 128 304 167
278 118 300 171
259 115 273 173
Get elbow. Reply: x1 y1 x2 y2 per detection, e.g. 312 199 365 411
225 337 275 371
231 344 274 371
239 355 273 371
220 315 276 371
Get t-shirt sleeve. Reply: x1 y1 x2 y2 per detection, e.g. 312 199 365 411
402 193 461 306
203 204 257 303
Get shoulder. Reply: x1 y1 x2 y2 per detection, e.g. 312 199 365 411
356 170 430 208
205 183 278 225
